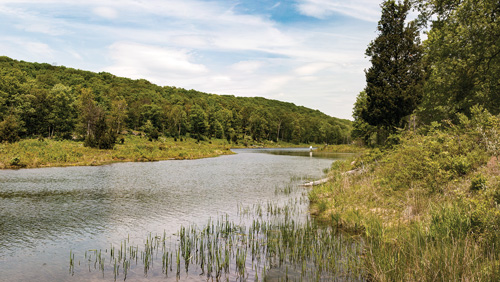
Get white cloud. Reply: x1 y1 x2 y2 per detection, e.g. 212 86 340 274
231 61 264 74
103 42 208 84
0 5 69 36
171 35 211 49
210 75 231 83
295 0 381 22
0 36 55 60
93 6 118 19
261 75 294 93
0 0 377 119
270 2 281 10
24 41 54 58
294 62 331 76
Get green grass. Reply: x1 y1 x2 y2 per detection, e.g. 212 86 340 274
309 114 500 281
0 135 234 169
0 134 325 169
316 144 368 154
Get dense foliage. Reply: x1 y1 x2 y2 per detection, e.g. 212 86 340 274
311 105 500 280
0 56 351 147
324 1 500 279
354 0 500 145
362 0 424 131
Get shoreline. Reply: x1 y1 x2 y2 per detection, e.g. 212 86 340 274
1 137 358 170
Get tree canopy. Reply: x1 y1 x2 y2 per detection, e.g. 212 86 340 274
0 56 351 146
353 0 500 145
361 0 424 130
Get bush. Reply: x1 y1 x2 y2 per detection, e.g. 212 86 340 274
451 155 472 175
470 173 488 191
10 156 21 166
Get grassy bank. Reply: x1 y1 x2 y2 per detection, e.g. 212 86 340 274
310 109 500 280
0 135 324 169
0 135 235 169
316 144 368 154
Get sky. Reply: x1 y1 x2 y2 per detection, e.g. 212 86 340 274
0 0 383 120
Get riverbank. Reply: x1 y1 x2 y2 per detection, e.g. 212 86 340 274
309 115 500 280
0 136 330 169
0 136 235 169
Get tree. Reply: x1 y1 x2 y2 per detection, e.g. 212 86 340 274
362 0 424 138
168 104 187 138
418 0 500 122
88 112 116 149
109 98 128 135
142 120 159 141
77 88 116 149
0 114 21 143
352 91 377 146
249 108 270 141
189 104 208 141
48 84 76 138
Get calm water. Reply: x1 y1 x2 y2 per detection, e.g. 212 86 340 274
0 148 348 281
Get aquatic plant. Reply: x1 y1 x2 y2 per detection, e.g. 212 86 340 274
70 191 364 281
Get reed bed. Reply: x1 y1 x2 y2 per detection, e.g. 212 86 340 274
70 184 364 281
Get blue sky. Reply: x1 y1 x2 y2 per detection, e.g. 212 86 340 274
0 0 382 120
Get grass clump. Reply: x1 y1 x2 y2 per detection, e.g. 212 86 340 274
310 107 500 281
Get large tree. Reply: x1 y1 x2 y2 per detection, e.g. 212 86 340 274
361 0 424 133
418 0 500 122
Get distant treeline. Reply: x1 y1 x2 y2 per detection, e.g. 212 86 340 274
0 56 351 147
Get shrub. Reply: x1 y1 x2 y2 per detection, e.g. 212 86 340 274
10 156 20 166
452 155 471 175
470 173 488 191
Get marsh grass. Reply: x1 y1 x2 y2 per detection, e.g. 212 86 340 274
73 217 363 281
71 183 364 281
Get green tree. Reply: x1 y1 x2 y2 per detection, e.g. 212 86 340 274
17 87 51 137
0 67 27 119
189 104 208 141
352 91 377 146
168 104 187 138
77 88 116 149
47 84 76 138
214 108 233 139
142 120 159 141
109 98 128 135
0 114 21 143
419 0 500 122
249 108 270 141
362 0 424 138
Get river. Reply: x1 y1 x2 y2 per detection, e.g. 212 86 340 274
0 148 351 281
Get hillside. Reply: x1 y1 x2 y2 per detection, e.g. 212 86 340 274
0 56 351 146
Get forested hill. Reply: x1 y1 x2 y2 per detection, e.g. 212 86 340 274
0 56 351 146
